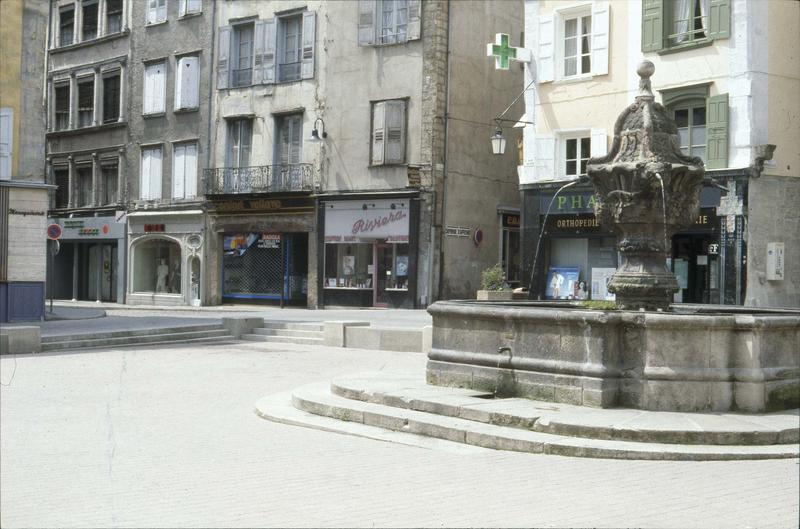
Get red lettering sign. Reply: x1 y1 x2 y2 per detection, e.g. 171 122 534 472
351 210 408 236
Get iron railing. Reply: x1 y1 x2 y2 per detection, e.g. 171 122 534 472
204 164 314 195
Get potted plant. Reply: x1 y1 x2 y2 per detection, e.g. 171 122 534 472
477 264 514 301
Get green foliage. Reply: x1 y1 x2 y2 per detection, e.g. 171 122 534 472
579 300 618 310
481 264 507 291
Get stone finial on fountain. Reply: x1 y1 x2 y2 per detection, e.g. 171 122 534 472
637 59 655 99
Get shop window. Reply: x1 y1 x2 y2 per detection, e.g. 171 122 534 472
101 162 118 205
143 61 166 115
642 0 730 53
147 0 167 25
54 84 71 131
371 99 406 165
172 142 198 199
53 167 69 208
106 0 123 34
59 5 75 47
82 0 99 41
133 238 181 294
179 0 201 16
358 0 420 46
77 79 95 127
140 146 163 199
102 72 120 123
325 244 374 289
175 56 199 110
76 165 93 207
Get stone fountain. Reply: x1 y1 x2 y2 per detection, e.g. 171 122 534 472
426 62 799 413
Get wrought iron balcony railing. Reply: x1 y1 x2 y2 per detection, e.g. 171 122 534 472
203 164 314 195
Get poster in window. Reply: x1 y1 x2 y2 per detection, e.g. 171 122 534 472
545 267 579 299
395 256 408 277
343 255 355 276
591 267 616 301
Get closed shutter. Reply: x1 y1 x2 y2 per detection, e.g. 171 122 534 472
291 115 302 164
141 149 151 199
301 11 316 80
590 128 607 158
150 148 162 199
533 136 555 181
358 0 375 46
144 65 154 113
707 0 730 40
144 63 165 113
706 93 728 170
262 19 276 84
641 0 663 52
0 108 12 179
407 0 421 41
591 2 610 76
538 14 554 83
385 100 405 164
173 144 185 198
217 26 231 89
154 63 165 112
371 102 385 165
184 143 197 197
179 0 186 16
181 56 199 109
147 0 157 24
254 20 266 84
156 0 166 23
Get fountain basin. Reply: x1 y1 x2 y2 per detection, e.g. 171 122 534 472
426 301 800 413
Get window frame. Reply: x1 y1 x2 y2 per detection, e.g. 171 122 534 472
58 4 76 47
277 14 303 83
81 0 100 41
146 0 168 26
669 98 707 163
75 164 93 207
106 0 124 34
140 145 164 200
560 134 591 180
555 5 593 82
102 70 121 124
76 77 95 128
179 0 202 17
226 118 252 169
231 22 255 88
275 113 303 166
172 141 198 199
379 0 408 45
100 160 119 205
370 98 407 166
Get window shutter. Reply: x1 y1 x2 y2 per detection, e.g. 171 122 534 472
407 0 421 41
217 26 231 89
188 0 201 13
179 0 186 17
538 14 554 83
183 56 199 108
144 65 154 113
151 148 163 199
185 143 197 197
156 0 167 22
254 20 266 84
173 144 185 198
155 63 165 113
263 19 277 84
357 0 375 46
533 136 555 181
385 100 405 164
591 2 610 76
0 108 12 179
706 93 728 170
707 0 730 40
147 0 157 24
174 59 183 109
641 0 663 52
371 102 385 165
141 149 151 199
590 128 607 157
291 116 302 164
301 11 316 80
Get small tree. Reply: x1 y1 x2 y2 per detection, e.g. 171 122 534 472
481 264 507 291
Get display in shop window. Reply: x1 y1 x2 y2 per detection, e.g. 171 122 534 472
545 267 579 299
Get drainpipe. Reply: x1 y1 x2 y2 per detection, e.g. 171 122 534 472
436 0 452 302
205 0 217 171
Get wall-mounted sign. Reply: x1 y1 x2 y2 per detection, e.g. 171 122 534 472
473 228 483 246
10 208 46 217
540 192 598 214
766 242 785 281
209 197 314 213
325 199 410 242
50 216 125 239
46 223 62 240
502 214 520 228
144 224 166 233
444 226 471 238
257 233 281 249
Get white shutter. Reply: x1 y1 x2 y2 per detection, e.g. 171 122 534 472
176 56 198 109
371 102 385 165
155 63 165 113
538 14 554 83
533 136 555 181
187 0 201 13
263 19 276 84
173 144 185 198
185 143 197 197
301 11 316 80
151 147 162 199
590 128 607 157
147 0 157 24
140 149 151 199
253 20 266 84
156 0 167 23
407 0 421 41
144 63 165 113
290 116 301 164
143 65 153 113
0 108 12 179
591 2 610 76
179 0 186 16
174 58 184 109
217 26 231 89
385 100 405 164
357 0 375 46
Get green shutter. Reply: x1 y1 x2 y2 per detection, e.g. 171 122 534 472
706 93 728 170
707 0 731 40
642 0 663 52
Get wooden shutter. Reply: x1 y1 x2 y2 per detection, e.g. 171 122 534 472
407 0 421 41
143 64 155 113
533 136 555 181
706 93 728 170
301 11 316 80
591 2 610 76
156 0 166 22
217 26 231 89
147 0 157 24
179 0 187 16
358 0 375 46
263 19 276 84
371 102 385 165
0 108 12 179
173 144 185 198
590 128 607 157
141 149 151 199
291 115 302 164
707 0 730 40
385 100 405 164
185 143 197 197
151 147 163 199
538 14 554 83
254 20 267 84
154 63 165 113
641 0 663 52
182 56 199 108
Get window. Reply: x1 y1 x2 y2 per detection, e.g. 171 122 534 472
59 5 75 46
101 162 118 204
76 165 93 207
77 79 95 127
140 146 163 199
226 119 251 168
358 0 420 46
143 62 166 114
0 108 12 179
642 0 730 53
673 103 706 161
662 85 728 169
54 84 70 130
529 129 606 182
54 167 69 207
537 4 608 83
564 136 591 178
82 0 99 41
147 0 167 25
179 0 201 16
278 15 302 82
563 14 591 77
276 114 302 165
371 100 406 165
232 23 254 87
106 0 123 34
175 56 199 110
172 142 198 199
102 72 120 123
133 239 181 293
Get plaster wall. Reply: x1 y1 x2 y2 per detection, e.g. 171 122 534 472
0 0 22 179
6 188 48 282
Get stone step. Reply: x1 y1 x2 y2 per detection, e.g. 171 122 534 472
330 374 800 447
250 328 324 338
260 321 324 332
42 329 234 352
261 381 799 461
241 334 325 345
41 324 227 343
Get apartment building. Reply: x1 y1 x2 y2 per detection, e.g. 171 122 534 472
519 0 799 307
0 0 51 323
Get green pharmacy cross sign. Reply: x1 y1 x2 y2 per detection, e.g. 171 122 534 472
487 33 532 70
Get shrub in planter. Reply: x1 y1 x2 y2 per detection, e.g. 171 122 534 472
481 264 507 291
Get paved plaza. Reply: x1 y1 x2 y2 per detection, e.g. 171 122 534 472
1 338 798 528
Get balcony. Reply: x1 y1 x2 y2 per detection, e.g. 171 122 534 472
204 164 314 195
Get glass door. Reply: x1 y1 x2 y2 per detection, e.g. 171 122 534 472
374 242 394 307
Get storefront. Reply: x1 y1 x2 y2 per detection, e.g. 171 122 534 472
320 196 418 308
206 196 316 307
49 214 126 303
127 210 205 306
499 209 522 288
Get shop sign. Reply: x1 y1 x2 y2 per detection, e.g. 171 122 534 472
445 226 471 238
144 224 166 233
540 192 598 214
9 208 46 217
257 233 281 249
209 197 314 213
502 214 520 228
325 199 410 242
51 216 124 239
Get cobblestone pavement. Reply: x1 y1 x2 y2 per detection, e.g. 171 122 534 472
1 342 797 528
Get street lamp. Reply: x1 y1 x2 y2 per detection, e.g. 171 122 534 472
490 126 506 155
490 79 535 155
309 117 327 141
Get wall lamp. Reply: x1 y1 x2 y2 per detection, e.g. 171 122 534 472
309 117 327 141
491 79 536 155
